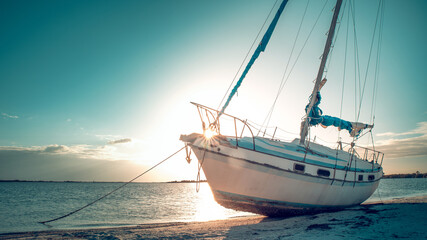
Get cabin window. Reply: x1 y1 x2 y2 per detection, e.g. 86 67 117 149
317 169 330 177
358 175 364 181
294 164 305 173
368 175 375 181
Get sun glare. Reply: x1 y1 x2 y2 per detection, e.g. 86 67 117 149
192 184 254 221
204 129 217 139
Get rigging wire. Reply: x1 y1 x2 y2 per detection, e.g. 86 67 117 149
319 0 349 144
302 0 345 142
248 120 299 137
256 0 311 137
349 1 362 121
217 0 280 111
370 0 385 124
368 0 385 149
337 1 351 141
258 0 330 135
307 0 383 147
355 0 384 123
324 0 348 78
39 146 186 225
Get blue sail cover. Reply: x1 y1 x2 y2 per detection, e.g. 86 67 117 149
219 0 289 116
306 92 352 131
306 92 372 137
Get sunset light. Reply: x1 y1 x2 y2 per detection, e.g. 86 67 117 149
204 128 217 139
0 0 426 238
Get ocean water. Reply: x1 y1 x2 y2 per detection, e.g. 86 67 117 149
0 178 426 234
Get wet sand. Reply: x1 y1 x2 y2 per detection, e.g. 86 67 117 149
1 196 426 239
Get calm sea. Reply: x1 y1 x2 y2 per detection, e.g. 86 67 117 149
0 178 426 234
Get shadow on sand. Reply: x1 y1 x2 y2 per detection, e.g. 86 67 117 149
224 202 427 239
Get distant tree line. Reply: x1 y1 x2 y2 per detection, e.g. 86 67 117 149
383 171 427 179
168 180 208 183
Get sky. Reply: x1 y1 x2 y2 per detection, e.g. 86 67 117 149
0 0 426 182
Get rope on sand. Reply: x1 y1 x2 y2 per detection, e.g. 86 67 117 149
39 146 186 225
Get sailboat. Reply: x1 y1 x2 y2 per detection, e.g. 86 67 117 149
180 0 384 216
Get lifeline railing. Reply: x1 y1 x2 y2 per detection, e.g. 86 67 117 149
192 102 256 150
191 102 384 169
340 142 385 170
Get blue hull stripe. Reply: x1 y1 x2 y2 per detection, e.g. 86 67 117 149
228 138 376 172
215 190 359 209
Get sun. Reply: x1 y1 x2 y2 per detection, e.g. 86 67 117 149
204 128 217 139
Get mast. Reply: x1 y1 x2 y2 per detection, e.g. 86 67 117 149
299 0 343 145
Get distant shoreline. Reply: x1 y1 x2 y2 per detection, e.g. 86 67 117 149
167 180 208 183
382 173 426 178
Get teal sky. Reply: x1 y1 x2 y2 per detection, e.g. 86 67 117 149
1 0 426 181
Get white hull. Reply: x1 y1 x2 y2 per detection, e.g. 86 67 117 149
182 133 382 216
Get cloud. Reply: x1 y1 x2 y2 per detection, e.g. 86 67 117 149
376 122 427 159
0 147 150 182
0 142 186 182
108 138 132 145
43 145 70 153
1 113 19 119
376 122 427 138
376 132 404 137
0 144 108 160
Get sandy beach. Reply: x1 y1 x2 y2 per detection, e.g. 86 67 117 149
1 196 426 239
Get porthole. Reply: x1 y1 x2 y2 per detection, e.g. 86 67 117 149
294 164 305 173
368 175 375 181
317 169 330 177
358 175 364 181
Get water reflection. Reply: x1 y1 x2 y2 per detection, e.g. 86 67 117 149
0 181 251 233
192 183 252 221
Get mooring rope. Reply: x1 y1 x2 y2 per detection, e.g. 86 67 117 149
195 150 207 193
39 146 186 225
